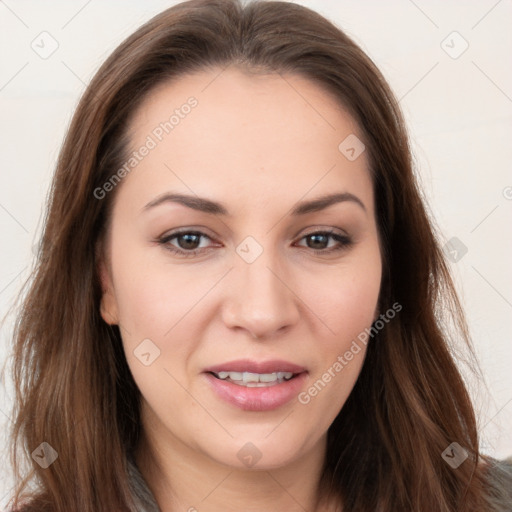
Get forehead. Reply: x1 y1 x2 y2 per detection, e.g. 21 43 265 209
120 66 373 216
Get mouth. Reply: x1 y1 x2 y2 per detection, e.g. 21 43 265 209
203 359 307 411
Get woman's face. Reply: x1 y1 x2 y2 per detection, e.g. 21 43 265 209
99 67 382 470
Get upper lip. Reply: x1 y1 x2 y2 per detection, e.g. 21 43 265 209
204 359 306 374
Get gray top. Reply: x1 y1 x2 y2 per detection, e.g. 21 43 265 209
126 455 512 511
127 454 161 512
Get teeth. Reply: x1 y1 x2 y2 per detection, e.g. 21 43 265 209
259 373 278 383
213 371 294 385
243 372 260 383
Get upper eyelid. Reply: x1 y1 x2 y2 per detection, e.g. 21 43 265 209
160 228 215 242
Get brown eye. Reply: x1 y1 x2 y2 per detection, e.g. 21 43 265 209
175 233 202 250
306 233 330 250
158 230 215 257
297 231 352 253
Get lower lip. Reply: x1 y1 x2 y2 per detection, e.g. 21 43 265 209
204 372 307 411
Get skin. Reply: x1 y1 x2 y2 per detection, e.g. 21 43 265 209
99 67 382 512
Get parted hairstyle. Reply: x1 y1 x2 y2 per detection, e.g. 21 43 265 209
7 0 505 510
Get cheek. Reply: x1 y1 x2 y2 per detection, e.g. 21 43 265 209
109 250 203 414
294 275 379 430
301 248 382 347
109 238 206 338
108 237 226 400
296 245 381 412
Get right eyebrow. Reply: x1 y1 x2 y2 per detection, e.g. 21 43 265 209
142 192 230 216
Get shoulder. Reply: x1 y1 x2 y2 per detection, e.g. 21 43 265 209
126 453 160 512
482 456 512 512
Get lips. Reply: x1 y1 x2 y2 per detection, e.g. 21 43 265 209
203 359 307 411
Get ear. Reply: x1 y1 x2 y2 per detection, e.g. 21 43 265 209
96 244 119 326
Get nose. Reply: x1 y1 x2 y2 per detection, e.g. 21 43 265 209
221 250 301 339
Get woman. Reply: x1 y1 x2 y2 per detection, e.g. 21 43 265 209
8 0 512 511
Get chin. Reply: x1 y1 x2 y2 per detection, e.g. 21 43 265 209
202 431 316 471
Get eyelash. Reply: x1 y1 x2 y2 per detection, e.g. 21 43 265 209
157 229 353 258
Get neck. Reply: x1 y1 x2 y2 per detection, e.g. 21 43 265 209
135 412 338 512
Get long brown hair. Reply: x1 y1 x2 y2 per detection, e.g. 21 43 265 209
7 0 501 510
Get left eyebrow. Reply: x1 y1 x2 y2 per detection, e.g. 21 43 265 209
141 191 366 216
290 192 366 215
